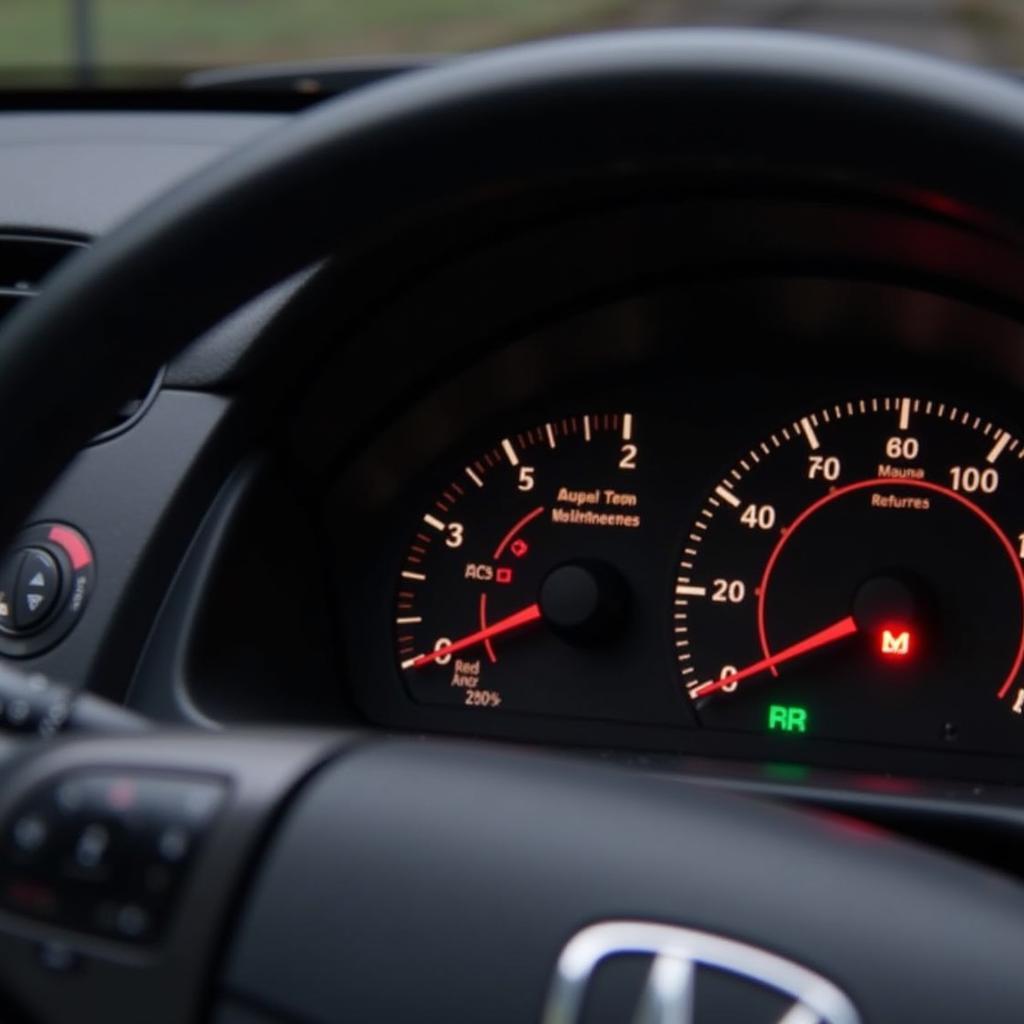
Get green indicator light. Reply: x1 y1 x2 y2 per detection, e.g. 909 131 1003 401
767 705 808 733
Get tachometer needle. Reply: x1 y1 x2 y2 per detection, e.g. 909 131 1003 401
408 603 543 669
690 615 858 700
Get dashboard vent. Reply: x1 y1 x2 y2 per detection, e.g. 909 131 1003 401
0 232 86 324
0 233 162 441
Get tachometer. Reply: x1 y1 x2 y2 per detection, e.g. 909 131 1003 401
396 413 642 712
677 396 1024 750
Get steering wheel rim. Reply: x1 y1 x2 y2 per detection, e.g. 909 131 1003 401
3 29 1024 1023
5 30 1024 544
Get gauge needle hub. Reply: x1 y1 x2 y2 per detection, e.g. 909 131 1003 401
409 603 543 669
690 615 858 700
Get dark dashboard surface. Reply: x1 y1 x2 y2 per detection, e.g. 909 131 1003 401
0 111 285 235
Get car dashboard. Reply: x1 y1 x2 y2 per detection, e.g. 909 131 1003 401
7 82 1024 880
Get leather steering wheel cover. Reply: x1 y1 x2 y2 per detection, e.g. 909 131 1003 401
223 739 1024 1022
4 31 1024 545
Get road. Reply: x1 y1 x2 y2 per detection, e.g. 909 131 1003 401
604 0 1007 66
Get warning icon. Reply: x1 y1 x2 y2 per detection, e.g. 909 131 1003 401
26 593 44 613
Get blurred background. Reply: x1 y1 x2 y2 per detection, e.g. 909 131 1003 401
0 0 1020 86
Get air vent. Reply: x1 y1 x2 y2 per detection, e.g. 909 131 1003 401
0 233 162 441
0 232 86 323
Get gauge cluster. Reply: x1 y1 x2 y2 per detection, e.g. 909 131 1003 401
679 398 1024 750
328 279 1024 773
379 394 1024 756
395 412 645 713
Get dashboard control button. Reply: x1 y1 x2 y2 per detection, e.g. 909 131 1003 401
0 523 95 656
14 547 60 631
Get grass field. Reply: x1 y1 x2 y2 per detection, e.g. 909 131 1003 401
0 0 629 70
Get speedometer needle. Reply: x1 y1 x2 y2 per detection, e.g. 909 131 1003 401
408 603 543 669
689 615 858 700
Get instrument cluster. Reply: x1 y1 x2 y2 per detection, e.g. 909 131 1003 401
327 279 1024 775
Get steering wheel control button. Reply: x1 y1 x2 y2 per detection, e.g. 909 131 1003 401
11 814 49 853
72 823 111 875
14 547 60 631
157 826 190 863
114 903 150 939
0 770 226 943
0 522 94 657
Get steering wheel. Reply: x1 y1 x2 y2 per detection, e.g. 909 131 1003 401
2 30 1024 1024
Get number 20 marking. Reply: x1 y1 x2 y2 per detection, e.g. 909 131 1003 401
712 579 746 603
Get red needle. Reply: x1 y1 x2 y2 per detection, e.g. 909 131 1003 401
690 615 858 700
409 603 542 669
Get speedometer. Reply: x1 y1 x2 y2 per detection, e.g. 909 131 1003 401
677 396 1024 750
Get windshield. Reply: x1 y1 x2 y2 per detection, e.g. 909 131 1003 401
0 1 1016 88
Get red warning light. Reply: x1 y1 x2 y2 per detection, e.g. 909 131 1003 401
495 568 513 585
879 626 912 658
510 539 529 559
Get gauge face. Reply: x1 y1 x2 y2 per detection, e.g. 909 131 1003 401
677 396 1024 749
395 413 644 712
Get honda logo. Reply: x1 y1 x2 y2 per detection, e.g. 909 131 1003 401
541 921 860 1024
